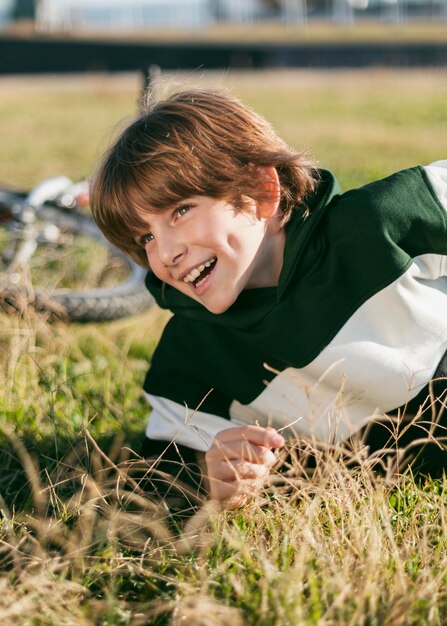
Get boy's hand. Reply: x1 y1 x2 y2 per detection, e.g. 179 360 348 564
205 425 285 508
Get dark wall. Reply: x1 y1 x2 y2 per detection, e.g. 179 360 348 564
12 0 36 20
1 34 447 74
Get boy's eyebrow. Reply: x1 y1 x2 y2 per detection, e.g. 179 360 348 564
132 198 194 240
131 221 152 244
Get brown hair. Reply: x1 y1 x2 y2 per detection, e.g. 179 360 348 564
90 88 317 267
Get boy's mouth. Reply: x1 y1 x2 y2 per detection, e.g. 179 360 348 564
182 257 217 288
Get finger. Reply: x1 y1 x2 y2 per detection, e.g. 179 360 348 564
209 477 239 501
209 459 271 483
209 473 268 502
206 439 278 465
216 482 267 509
212 425 285 449
227 493 249 510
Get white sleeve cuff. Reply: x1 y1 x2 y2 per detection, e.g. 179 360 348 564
144 393 239 452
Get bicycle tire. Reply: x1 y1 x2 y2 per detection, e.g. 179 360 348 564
0 199 153 323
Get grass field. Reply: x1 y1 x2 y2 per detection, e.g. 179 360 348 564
1 69 447 625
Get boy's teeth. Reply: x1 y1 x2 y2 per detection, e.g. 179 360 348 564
183 257 216 283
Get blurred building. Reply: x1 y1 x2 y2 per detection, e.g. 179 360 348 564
0 0 445 30
0 0 13 26
33 0 275 31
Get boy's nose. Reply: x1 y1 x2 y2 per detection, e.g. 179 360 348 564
157 236 187 267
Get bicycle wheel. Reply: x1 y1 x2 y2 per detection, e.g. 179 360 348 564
0 196 153 322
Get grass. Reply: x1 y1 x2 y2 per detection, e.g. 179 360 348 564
7 19 447 44
1 69 447 625
1 69 446 190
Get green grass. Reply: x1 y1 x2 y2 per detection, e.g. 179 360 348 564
1 69 447 625
0 74 140 188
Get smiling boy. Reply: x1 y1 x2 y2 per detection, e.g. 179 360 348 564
91 89 447 508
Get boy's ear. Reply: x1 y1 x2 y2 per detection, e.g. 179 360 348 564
257 166 281 219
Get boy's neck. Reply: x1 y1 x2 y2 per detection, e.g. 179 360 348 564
247 221 286 289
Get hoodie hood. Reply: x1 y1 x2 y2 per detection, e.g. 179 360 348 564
145 170 341 328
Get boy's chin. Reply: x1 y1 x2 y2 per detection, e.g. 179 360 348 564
187 292 233 315
205 302 232 315
177 284 235 314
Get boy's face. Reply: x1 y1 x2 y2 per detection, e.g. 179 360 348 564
138 195 285 314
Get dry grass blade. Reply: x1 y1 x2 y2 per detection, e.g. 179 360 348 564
0 561 89 626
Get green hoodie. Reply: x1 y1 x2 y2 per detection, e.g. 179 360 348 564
143 164 447 451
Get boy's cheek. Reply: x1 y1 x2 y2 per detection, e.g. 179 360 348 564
146 260 164 281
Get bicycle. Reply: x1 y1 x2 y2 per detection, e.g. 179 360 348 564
0 175 153 322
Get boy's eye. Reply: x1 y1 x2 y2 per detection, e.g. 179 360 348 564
140 233 154 246
176 204 192 218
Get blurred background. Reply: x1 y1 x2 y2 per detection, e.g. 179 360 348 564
0 0 445 190
1 0 446 30
0 0 444 186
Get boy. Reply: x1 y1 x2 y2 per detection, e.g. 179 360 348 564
91 89 447 508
